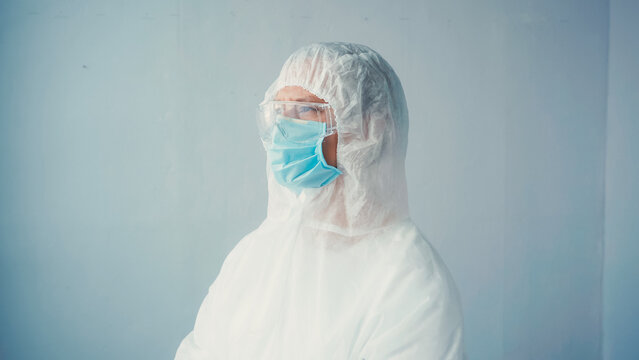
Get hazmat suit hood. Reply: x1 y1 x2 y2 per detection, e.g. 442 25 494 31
175 42 465 360
261 42 410 236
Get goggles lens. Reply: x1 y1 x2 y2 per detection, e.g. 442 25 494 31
257 101 336 143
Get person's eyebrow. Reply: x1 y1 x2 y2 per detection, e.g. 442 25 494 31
275 93 327 103
296 97 328 103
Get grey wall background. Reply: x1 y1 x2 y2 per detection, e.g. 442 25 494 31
0 1 636 359
603 0 639 359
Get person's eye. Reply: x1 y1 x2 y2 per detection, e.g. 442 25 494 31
299 106 317 114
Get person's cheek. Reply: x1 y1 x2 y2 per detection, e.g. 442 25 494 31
322 133 338 167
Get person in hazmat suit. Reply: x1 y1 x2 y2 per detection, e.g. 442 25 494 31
174 42 466 359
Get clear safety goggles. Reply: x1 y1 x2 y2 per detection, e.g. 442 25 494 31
257 101 336 144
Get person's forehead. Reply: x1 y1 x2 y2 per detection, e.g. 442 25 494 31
274 86 327 103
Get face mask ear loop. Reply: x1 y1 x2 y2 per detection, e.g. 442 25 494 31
330 105 342 171
315 132 342 174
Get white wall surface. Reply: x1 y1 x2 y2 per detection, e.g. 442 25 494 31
0 1 634 359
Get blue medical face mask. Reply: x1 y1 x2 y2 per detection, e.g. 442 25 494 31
266 116 342 194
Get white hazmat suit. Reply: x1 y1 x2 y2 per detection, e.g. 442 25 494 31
175 42 465 359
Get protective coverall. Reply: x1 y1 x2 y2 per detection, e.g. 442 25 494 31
175 42 465 360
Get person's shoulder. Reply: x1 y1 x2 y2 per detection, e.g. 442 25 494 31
371 219 463 317
357 220 466 359
218 222 267 268
206 222 268 292
377 219 449 276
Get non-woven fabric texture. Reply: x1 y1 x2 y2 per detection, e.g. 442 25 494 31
175 42 465 359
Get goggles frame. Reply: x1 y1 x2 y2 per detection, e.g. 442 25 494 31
257 100 337 144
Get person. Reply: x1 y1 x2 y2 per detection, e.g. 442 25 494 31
174 42 466 359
